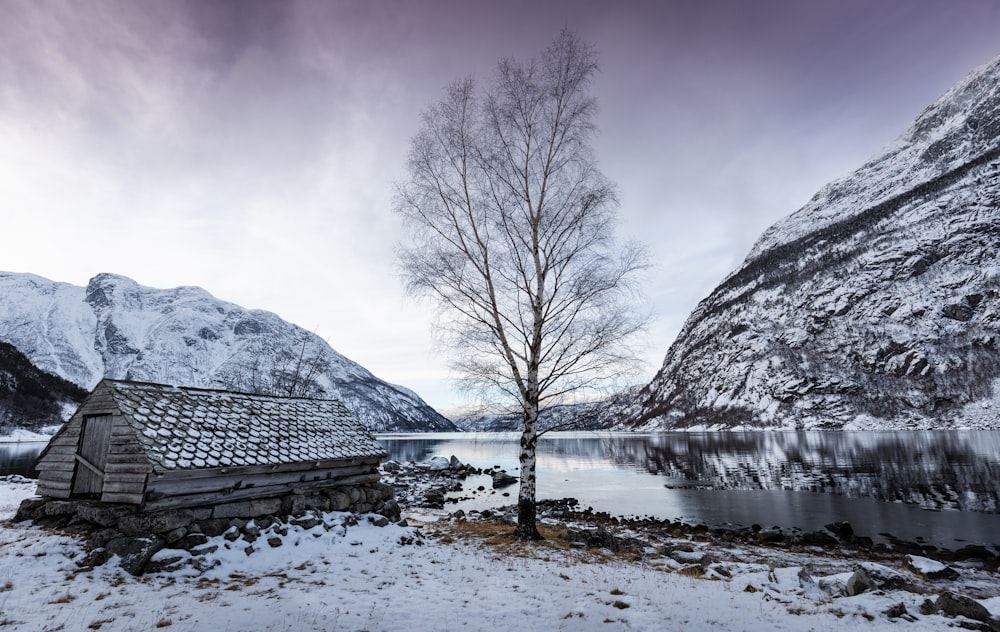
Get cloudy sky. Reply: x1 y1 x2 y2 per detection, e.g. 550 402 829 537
3 0 1000 412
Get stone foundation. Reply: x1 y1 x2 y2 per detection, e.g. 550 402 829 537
13 482 401 575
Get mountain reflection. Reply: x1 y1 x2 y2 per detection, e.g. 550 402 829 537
380 431 1000 514
599 432 1000 513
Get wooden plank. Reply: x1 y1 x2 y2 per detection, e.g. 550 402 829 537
104 453 152 465
39 470 74 482
143 472 382 511
36 461 76 472
100 492 144 505
103 463 153 474
102 480 147 494
149 457 382 482
74 454 103 476
36 484 71 499
146 464 378 498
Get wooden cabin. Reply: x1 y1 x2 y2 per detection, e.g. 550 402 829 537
35 379 389 512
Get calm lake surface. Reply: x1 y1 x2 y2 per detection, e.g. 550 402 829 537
378 431 1000 550
5 431 1000 549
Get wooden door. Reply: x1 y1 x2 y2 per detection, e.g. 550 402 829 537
72 415 113 496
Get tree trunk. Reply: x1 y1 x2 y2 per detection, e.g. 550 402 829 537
513 404 542 540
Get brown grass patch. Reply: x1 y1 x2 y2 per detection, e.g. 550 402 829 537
154 618 173 628
87 619 114 630
612 600 630 610
47 593 75 604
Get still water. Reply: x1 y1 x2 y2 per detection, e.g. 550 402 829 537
379 431 1000 550
5 431 1000 549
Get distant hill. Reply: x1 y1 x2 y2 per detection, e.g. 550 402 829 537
0 272 456 432
0 341 87 432
623 55 1000 431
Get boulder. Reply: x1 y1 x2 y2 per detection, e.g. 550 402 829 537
427 456 450 471
934 592 993 624
118 510 195 536
74 503 135 528
491 471 518 489
12 497 47 522
823 521 854 539
904 555 959 580
845 569 876 596
106 535 165 575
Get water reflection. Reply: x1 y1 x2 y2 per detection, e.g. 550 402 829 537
0 443 44 478
378 431 1000 549
381 431 1000 514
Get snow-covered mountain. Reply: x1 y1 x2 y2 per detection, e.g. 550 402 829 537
626 55 1000 430
0 272 456 432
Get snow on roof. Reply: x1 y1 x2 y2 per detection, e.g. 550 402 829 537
104 380 388 471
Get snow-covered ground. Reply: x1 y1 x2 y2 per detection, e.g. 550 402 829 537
1 475 998 631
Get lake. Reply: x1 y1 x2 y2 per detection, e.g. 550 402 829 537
5 430 1000 550
379 431 1000 550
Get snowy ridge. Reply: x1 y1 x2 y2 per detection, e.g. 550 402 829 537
0 272 455 432
626 55 1000 430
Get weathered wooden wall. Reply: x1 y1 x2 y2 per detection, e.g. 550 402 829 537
35 382 152 504
144 456 382 511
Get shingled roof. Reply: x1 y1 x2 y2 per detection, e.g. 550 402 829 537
103 380 388 471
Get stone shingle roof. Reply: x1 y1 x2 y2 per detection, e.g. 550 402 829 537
105 380 388 471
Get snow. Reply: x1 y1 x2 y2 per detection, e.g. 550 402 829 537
1 478 997 631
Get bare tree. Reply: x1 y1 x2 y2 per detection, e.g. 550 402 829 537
395 30 648 539
219 339 329 399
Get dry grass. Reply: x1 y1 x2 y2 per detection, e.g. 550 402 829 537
47 593 75 604
87 619 115 630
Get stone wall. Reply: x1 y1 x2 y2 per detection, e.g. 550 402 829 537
14 482 400 575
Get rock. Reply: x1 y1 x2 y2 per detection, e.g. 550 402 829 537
449 455 464 470
174 533 209 551
376 499 401 522
163 527 187 544
106 535 165 575
845 569 876 596
291 517 322 530
491 471 518 489
43 500 78 517
248 498 282 517
281 494 306 516
904 555 959 580
382 460 402 473
824 521 854 539
423 488 446 508
326 490 352 511
857 562 911 591
118 510 195 536
13 497 47 522
267 536 283 548
798 530 839 547
76 547 112 570
884 603 908 619
427 456 450 471
757 529 785 543
935 591 993 624
242 522 261 542
368 515 390 527
213 502 252 519
197 518 232 538
956 544 997 560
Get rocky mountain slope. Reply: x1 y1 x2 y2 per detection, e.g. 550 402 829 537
626 55 1000 430
0 341 87 432
0 272 455 432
